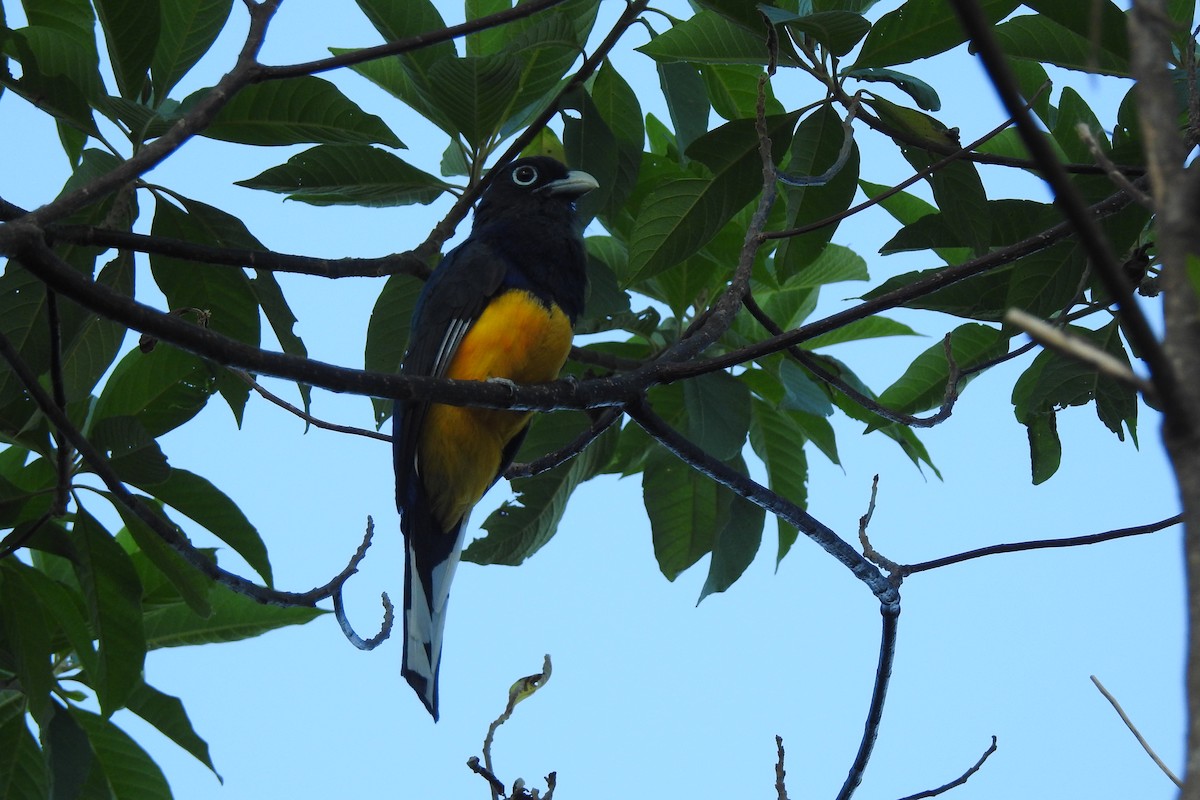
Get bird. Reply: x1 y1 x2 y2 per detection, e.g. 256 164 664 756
393 156 598 720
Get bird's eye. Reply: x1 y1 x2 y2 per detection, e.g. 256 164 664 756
512 165 539 186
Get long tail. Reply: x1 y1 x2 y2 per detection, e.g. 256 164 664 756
401 512 468 722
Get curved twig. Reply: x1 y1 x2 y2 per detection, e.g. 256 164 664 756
834 602 901 800
895 736 999 800
332 520 395 650
505 408 622 480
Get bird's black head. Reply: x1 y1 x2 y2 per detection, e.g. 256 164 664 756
474 156 598 226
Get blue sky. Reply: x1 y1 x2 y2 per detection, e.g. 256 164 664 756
0 1 1186 798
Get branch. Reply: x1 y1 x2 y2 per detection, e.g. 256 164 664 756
775 735 790 800
0 327 378 609
895 736 999 800
947 0 1186 429
505 408 622 480
834 603 901 800
255 0 572 81
233 370 392 443
332 524 395 651
1091 675 1182 787
902 515 1182 575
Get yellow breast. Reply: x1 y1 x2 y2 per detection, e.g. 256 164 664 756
418 290 573 529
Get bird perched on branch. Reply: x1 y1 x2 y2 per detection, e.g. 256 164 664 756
394 156 598 720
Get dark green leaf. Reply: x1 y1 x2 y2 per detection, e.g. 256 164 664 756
803 314 919 349
186 77 403 147
903 148 990 256
683 371 751 460
249 270 310 415
110 500 212 617
0 712 47 798
853 0 1020 69
701 63 784 121
365 273 423 426
1 27 102 134
466 417 619 566
72 511 145 714
844 67 941 110
91 346 216 438
1019 0 1130 70
58 254 132 404
644 451 719 580
637 11 781 65
0 562 55 724
657 61 711 158
775 106 861 280
1023 410 1061 484
151 0 233 98
777 360 833 417
876 323 1008 415
776 10 872 56
142 581 324 648
992 13 1130 76
698 455 764 602
236 144 449 207
94 0 160 99
749 399 808 564
70 707 172 799
43 701 94 800
126 681 220 779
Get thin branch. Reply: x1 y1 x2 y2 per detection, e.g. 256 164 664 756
1075 123 1155 208
233 370 392 443
834 602 901 800
45 291 71 516
947 0 1186 431
1004 308 1155 397
742 294 959 427
903 515 1182 575
505 408 622 480
858 475 902 576
255 0 571 81
332 521 394 651
467 757 507 799
0 327 378 609
895 736 999 800
1091 675 1182 787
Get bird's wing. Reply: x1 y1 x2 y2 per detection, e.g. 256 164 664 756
394 239 507 720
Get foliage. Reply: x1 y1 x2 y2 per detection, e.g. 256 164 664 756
0 0 1192 795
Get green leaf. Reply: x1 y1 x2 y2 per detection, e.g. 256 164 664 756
466 416 619 566
0 712 47 798
423 55 523 147
644 451 719 581
1023 410 1061 484
1 26 102 134
1017 1 1130 71
335 49 459 136
656 61 711 158
682 371 751 460
70 707 172 799
785 242 868 288
563 86 621 227
58 254 132 404
770 10 872 56
0 267 51 413
585 61 643 222
94 0 160 99
142 581 324 648
186 77 403 146
151 0 233 98
365 273 423 426
775 105 861 280
844 67 941 111
992 13 1130 76
72 511 145 714
249 270 310 414
853 0 1021 69
236 144 449 207
110 500 212 617
803 314 919 349
777 360 833 417
749 399 808 564
138 467 273 586
91 346 216 438
701 63 784 121
876 324 1008 415
0 562 55 724
16 562 100 680
698 455 764 602
627 113 796 283
637 11 780 65
43 701 94 800
125 681 220 779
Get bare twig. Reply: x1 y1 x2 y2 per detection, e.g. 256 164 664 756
233 370 392 443
1075 123 1155 208
476 655 554 800
858 475 902 576
834 603 901 800
903 515 1182 575
1091 675 1182 787
467 757 507 799
45 290 72 516
775 735 790 800
895 736 999 800
1003 308 1155 397
505 408 622 480
331 518 394 650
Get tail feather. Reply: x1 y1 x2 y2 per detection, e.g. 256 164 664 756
401 513 469 722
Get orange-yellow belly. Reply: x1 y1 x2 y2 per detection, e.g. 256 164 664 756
419 290 573 529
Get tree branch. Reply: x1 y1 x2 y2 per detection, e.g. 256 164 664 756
834 602 901 800
895 736 999 800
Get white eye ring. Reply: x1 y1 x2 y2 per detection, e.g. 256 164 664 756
512 165 539 186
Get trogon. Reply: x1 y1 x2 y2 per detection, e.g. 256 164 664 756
393 156 598 720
